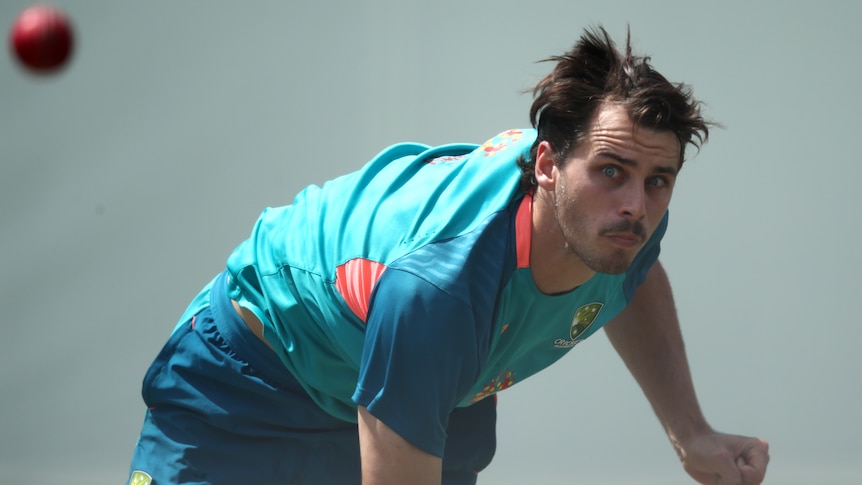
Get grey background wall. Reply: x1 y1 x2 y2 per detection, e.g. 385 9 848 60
1 1 860 483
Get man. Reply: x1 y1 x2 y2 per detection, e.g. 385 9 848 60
128 26 769 485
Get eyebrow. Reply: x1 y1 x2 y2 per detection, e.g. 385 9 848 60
599 152 679 176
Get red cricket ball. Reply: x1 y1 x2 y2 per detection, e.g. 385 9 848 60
10 4 74 73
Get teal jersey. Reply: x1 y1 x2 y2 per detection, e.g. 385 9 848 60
177 129 666 457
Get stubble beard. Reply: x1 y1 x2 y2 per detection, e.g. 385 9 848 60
553 184 647 276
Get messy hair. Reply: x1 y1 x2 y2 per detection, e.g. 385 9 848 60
517 26 712 191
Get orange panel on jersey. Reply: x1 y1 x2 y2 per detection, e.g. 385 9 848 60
515 192 532 268
334 258 388 323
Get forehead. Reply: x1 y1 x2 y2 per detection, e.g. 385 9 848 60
584 104 681 166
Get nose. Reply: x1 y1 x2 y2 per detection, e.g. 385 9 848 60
619 183 646 221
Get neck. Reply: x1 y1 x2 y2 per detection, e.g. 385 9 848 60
530 188 595 294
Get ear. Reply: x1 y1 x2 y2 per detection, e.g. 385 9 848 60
534 141 558 190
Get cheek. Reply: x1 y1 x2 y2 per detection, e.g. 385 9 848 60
648 187 673 210
645 192 672 226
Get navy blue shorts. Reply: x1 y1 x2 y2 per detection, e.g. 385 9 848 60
128 274 496 485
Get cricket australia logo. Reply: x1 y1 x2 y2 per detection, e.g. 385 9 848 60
554 302 604 348
129 471 152 485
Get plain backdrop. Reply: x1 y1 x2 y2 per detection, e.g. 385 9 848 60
1 1 860 484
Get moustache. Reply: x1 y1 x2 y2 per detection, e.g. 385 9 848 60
600 220 647 241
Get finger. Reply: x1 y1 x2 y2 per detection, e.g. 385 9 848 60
686 449 741 485
746 438 770 469
715 456 743 485
738 456 768 484
740 439 770 482
738 444 770 483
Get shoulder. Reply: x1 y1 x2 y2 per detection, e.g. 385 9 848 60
386 196 522 299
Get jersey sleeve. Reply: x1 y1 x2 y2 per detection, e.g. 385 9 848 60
352 268 482 457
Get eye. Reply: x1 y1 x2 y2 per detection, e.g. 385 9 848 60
601 166 620 178
646 176 669 188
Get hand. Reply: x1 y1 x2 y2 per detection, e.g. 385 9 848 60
678 431 769 485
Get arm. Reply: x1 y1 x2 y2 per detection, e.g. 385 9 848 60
358 406 441 485
604 261 769 484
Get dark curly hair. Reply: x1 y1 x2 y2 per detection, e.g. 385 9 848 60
517 26 712 191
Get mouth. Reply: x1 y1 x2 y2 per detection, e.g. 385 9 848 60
604 233 643 249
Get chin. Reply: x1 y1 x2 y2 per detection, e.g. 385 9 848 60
586 255 633 275
597 265 629 275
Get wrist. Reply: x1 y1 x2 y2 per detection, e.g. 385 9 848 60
666 418 713 459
